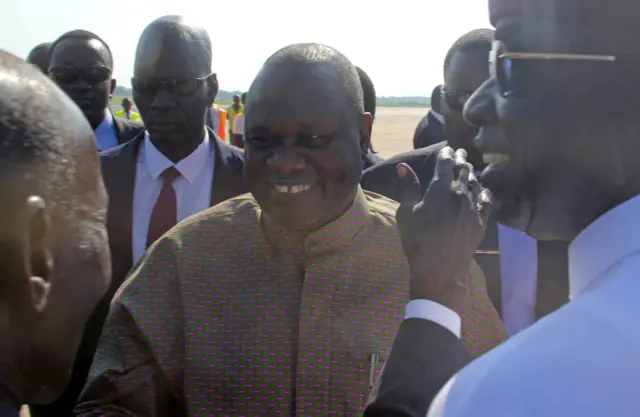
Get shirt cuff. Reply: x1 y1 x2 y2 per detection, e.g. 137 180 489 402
405 299 462 338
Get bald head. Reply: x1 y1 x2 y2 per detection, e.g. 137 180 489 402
0 50 109 404
247 43 364 118
26 42 52 74
134 15 212 77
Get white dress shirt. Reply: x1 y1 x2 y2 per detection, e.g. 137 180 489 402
132 131 215 262
427 193 640 417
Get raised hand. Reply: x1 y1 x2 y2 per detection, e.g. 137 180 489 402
395 146 491 313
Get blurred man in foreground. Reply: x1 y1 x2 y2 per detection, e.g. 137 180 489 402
0 50 110 416
76 43 505 416
421 0 640 415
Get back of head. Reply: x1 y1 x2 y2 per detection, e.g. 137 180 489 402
25 42 52 74
0 50 109 404
355 66 376 119
430 84 443 114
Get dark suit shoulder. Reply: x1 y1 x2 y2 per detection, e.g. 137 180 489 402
361 141 446 202
113 116 145 145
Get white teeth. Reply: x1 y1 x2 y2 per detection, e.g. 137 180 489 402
273 184 312 194
482 153 510 165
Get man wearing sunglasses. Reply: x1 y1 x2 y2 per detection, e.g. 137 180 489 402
363 29 543 337
47 30 143 152
421 0 640 415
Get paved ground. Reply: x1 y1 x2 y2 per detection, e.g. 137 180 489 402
371 106 426 157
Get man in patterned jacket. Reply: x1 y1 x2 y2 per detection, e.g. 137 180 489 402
76 43 506 416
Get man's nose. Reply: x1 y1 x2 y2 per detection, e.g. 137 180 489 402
149 89 177 110
463 77 499 127
267 145 306 174
71 79 92 93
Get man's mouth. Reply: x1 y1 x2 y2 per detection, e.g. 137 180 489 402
272 184 313 194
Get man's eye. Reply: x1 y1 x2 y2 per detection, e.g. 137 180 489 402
303 135 331 148
246 136 272 147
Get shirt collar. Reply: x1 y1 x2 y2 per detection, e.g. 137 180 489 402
94 110 114 133
569 194 640 299
263 186 373 257
143 129 211 183
429 109 444 124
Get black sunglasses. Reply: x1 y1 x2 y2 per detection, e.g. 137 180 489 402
440 88 473 112
131 74 213 97
489 40 627 96
49 65 112 85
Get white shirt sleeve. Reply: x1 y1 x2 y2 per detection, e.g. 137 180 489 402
405 299 462 338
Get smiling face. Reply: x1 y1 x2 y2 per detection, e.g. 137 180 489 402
464 17 640 240
244 58 371 232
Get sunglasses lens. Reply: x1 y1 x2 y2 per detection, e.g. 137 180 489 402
132 78 159 96
173 79 201 96
85 67 110 84
50 69 78 84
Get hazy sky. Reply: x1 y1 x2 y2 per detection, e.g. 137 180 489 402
2 0 490 96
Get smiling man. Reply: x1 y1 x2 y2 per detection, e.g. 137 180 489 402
47 30 143 151
75 43 505 416
424 0 640 415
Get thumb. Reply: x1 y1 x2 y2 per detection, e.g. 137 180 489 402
396 163 422 208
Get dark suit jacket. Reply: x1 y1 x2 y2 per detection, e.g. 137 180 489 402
363 319 469 417
30 128 247 417
413 111 445 150
364 152 385 170
113 115 144 146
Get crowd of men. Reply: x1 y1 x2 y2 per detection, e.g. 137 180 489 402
1 0 637 415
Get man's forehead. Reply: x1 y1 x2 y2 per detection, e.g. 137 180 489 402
134 31 210 77
445 51 490 91
50 38 109 66
492 0 640 54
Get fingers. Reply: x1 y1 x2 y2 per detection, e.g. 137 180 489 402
478 188 493 225
396 163 422 208
469 172 482 201
434 146 455 182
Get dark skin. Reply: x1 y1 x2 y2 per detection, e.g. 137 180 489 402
133 16 217 163
244 58 372 233
0 52 110 405
442 50 490 169
48 38 116 130
122 98 132 112
26 43 52 74
464 16 640 241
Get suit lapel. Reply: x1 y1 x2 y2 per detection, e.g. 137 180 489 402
105 133 143 273
112 115 126 145
209 129 237 206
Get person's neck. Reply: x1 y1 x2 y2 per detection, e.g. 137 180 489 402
151 130 206 164
88 108 107 131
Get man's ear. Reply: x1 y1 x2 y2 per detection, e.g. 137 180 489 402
23 196 52 314
110 79 117 95
207 73 219 104
359 112 374 155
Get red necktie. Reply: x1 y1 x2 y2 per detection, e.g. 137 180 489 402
146 166 181 249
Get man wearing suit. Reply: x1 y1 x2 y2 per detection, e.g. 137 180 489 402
362 28 566 335
356 66 385 169
47 30 144 151
30 16 246 417
0 52 110 417
413 84 445 150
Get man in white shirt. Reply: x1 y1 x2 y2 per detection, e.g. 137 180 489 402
366 0 640 416
34 15 247 417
